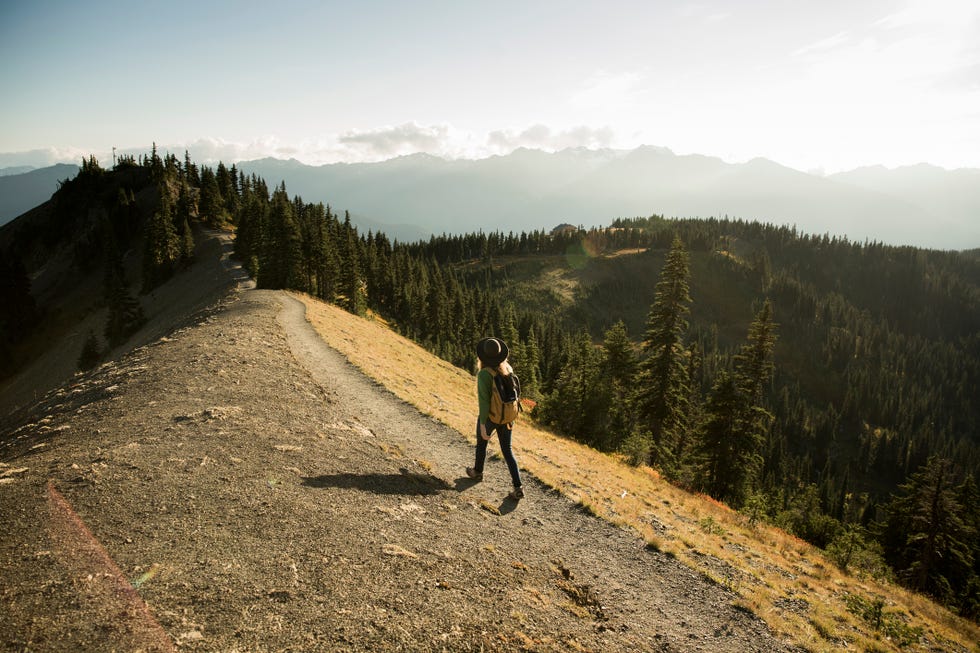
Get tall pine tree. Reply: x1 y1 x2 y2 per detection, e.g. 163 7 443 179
142 185 181 292
880 457 975 604
602 320 637 449
696 301 778 507
634 236 693 469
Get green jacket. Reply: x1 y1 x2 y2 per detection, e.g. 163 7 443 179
477 367 493 423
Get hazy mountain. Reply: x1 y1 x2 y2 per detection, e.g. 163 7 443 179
239 148 978 250
830 164 980 244
5 150 974 249
0 163 79 226
0 166 35 177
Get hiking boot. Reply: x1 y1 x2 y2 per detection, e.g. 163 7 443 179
508 487 525 500
466 467 483 481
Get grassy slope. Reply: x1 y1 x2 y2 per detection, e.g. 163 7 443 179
297 292 978 653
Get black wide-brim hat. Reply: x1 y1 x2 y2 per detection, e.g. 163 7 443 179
476 337 509 367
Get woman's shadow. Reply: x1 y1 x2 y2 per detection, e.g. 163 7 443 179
302 468 449 496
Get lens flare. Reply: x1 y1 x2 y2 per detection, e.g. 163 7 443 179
564 239 598 269
133 563 162 588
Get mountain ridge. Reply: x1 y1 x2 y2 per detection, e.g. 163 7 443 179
0 163 79 226
234 148 977 249
4 150 976 248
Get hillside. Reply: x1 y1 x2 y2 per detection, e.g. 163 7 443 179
1 279 793 652
2 262 977 650
0 158 239 414
3 150 978 649
401 225 980 513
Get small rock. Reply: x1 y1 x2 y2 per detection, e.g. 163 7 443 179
382 544 417 558
178 630 204 643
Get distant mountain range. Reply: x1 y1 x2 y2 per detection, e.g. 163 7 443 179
0 164 78 226
237 148 979 250
2 149 976 249
0 166 36 177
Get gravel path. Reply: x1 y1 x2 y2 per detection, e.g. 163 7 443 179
1 280 795 651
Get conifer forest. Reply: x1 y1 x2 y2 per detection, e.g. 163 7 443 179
2 150 978 620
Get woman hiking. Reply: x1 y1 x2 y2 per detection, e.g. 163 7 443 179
466 337 524 500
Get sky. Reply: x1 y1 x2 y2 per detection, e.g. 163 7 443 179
1 0 978 173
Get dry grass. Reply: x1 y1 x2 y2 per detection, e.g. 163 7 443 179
296 292 980 653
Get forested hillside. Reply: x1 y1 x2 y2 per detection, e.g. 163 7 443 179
0 148 201 380
3 150 978 621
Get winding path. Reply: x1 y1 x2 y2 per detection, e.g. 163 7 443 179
273 292 793 652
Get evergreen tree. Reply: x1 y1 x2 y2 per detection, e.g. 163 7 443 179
316 214 340 302
0 257 39 346
955 475 980 619
259 183 304 290
697 372 747 501
215 162 239 222
538 330 610 449
77 330 102 370
178 216 195 263
104 258 145 348
198 167 226 227
522 326 543 399
235 192 267 278
602 320 637 449
338 212 366 314
880 457 975 604
634 236 693 468
735 299 778 403
142 185 181 292
174 178 196 263
775 483 842 547
148 142 164 180
183 150 199 186
499 306 524 373
674 340 704 481
695 301 778 507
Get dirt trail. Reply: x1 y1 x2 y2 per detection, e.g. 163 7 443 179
1 278 795 651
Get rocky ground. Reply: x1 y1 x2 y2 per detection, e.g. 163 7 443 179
0 247 798 651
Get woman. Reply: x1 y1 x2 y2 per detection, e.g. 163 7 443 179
466 337 524 500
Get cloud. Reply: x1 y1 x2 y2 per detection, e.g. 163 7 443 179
0 122 623 169
176 136 302 163
0 146 91 168
875 0 980 89
675 3 730 22
875 0 979 32
486 125 615 153
793 31 850 58
569 71 644 111
337 122 454 159
763 0 980 172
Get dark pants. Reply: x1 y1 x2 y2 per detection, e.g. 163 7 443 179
474 419 522 488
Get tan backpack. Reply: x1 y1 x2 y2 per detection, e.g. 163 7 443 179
487 368 521 425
